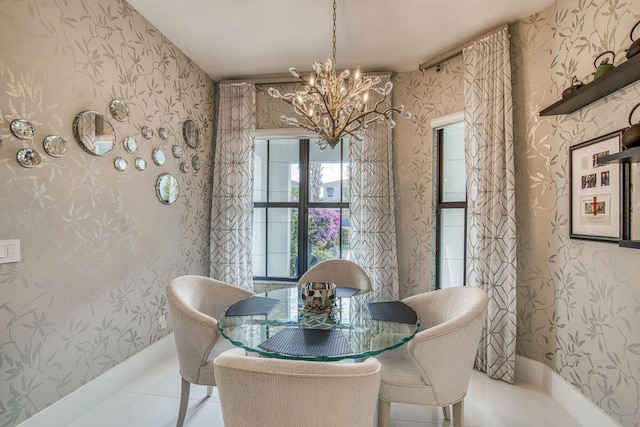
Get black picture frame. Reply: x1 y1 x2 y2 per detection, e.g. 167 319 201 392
569 130 623 242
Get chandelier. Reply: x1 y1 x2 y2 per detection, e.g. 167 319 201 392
268 0 410 150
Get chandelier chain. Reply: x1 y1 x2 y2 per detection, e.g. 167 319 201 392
332 0 337 64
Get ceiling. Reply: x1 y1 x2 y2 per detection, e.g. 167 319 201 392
125 0 554 81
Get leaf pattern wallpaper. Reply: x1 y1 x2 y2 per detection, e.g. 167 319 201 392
2 0 640 425
393 56 465 298
392 1 640 425
513 2 640 425
0 0 214 425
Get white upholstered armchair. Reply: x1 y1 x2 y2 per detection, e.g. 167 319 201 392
377 286 489 427
214 348 381 427
166 275 254 427
297 258 372 291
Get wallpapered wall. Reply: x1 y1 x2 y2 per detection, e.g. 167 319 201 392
513 1 640 424
0 0 214 425
393 57 465 297
392 1 640 424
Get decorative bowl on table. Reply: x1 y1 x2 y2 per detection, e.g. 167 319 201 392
301 281 336 314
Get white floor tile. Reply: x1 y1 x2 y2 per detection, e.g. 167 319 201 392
66 353 580 427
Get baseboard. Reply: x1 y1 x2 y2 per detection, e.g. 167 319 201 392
515 355 621 427
17 335 176 427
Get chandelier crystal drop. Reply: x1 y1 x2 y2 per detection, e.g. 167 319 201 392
268 0 411 150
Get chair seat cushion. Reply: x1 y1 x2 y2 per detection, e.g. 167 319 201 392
377 346 436 406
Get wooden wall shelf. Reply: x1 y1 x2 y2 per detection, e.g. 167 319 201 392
619 240 640 249
597 146 640 164
540 53 640 116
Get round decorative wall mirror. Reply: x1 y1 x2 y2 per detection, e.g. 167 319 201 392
43 135 69 157
123 137 138 154
172 144 183 158
16 148 42 168
109 99 130 122
156 173 179 205
142 126 154 140
11 119 36 140
159 127 170 140
152 148 166 166
191 155 201 171
73 110 116 156
114 157 128 172
183 119 200 148
135 158 147 171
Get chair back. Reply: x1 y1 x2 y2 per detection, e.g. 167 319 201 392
297 259 372 291
403 287 488 406
166 275 253 384
214 348 381 427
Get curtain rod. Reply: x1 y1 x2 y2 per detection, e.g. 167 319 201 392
219 74 299 85
418 23 509 72
219 71 394 86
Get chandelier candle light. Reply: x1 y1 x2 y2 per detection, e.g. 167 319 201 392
268 0 411 150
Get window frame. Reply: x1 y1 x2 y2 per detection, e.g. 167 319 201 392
253 133 349 282
433 114 467 289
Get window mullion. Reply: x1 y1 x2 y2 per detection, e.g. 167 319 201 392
299 139 310 277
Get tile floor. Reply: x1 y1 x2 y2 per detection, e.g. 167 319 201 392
66 345 581 427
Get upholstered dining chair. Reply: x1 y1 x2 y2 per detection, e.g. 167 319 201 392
214 347 381 427
297 259 372 291
376 286 489 427
166 275 254 427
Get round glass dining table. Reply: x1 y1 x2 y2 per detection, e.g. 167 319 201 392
218 287 420 361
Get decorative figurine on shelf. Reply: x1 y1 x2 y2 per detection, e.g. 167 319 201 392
592 51 616 79
561 76 584 98
622 103 640 149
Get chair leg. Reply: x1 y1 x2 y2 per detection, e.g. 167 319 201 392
377 399 391 427
442 405 451 420
206 385 213 397
177 378 191 427
452 399 464 427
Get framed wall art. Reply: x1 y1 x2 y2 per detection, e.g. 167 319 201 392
569 130 623 242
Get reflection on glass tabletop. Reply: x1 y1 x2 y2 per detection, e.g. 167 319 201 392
218 287 420 361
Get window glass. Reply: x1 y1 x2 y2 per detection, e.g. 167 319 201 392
441 122 465 203
268 139 299 203
308 208 341 266
309 139 342 203
254 140 268 203
266 208 298 278
252 207 266 276
438 208 465 288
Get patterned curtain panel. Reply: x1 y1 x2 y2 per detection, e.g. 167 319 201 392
350 73 400 299
462 27 516 382
210 83 256 291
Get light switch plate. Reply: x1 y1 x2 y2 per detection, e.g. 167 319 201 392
0 239 20 264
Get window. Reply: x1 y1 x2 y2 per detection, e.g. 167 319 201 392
435 120 466 288
253 138 350 281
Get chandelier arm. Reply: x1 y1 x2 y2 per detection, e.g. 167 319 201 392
335 108 358 136
339 97 391 131
358 109 396 127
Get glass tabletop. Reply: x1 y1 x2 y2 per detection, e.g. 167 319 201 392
218 287 420 361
